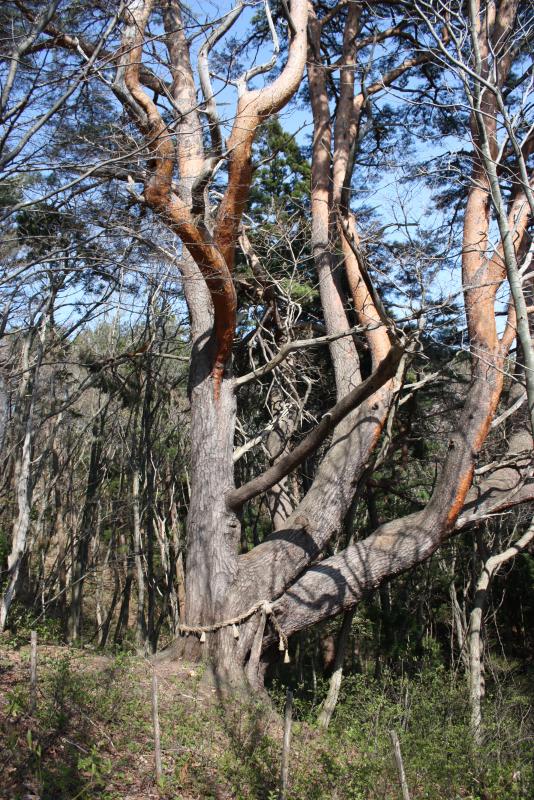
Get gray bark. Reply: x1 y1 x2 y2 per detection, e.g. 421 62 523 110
0 304 49 631
132 460 147 651
389 730 411 800
68 410 106 642
469 524 534 744
318 609 355 728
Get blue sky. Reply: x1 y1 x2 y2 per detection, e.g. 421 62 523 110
2 0 515 338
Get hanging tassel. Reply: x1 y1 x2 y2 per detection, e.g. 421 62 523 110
279 636 285 651
284 649 290 664
199 630 206 643
232 624 240 639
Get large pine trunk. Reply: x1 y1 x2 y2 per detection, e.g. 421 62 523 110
178 336 246 682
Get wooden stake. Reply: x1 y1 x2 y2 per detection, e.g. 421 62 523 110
151 669 162 783
278 689 293 800
30 630 37 714
389 729 411 800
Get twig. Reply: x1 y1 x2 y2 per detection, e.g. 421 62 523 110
278 689 293 800
30 630 37 714
389 729 411 800
151 669 162 784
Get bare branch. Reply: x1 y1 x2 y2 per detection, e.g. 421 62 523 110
198 2 246 157
235 324 376 388
227 343 404 510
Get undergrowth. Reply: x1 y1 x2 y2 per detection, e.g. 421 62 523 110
0 642 532 800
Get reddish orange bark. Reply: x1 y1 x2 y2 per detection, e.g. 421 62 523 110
119 0 235 397
117 0 308 397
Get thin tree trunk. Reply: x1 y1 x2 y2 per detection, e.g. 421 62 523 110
30 630 37 714
0 312 48 631
450 580 469 671
99 532 121 648
168 490 186 620
389 729 411 800
151 669 162 783
132 458 147 651
278 689 293 800
318 609 355 728
469 523 534 744
114 530 134 644
0 369 8 454
68 410 106 642
155 513 180 636
142 336 158 652
51 442 68 622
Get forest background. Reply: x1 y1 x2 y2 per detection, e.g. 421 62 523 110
0 1 533 798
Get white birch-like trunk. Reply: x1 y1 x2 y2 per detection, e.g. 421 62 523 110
132 465 146 651
469 524 534 744
318 609 355 728
0 314 48 630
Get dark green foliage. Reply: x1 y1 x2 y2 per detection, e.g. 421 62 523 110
248 117 311 221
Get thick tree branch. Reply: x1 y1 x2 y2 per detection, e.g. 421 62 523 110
115 0 236 396
307 3 361 396
267 357 509 643
227 343 404 510
213 0 308 270
246 1 525 643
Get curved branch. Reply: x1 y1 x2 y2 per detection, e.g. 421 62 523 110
15 1 171 98
235 322 379 388
116 0 236 396
364 53 431 97
268 336 534 642
267 365 508 643
236 0 280 89
198 1 246 158
227 343 404 510
214 0 308 270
